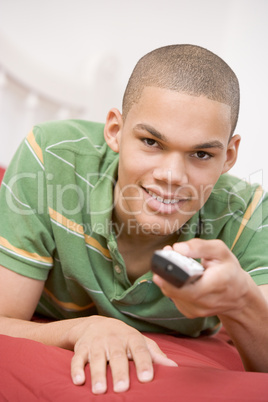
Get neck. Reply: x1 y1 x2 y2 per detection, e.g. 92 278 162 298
112 212 179 250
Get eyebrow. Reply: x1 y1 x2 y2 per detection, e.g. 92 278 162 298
192 141 224 150
134 123 224 150
134 124 168 142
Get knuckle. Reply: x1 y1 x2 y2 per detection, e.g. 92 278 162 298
73 342 89 358
74 340 86 350
109 346 127 361
145 337 158 349
213 239 229 254
89 349 105 362
132 344 149 355
187 310 203 319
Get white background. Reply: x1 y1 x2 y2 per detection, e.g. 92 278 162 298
0 0 267 189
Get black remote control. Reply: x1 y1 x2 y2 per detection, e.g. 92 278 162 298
151 249 204 288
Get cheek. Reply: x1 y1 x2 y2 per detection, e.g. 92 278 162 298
119 158 141 180
117 159 144 196
188 169 221 204
118 148 151 181
190 159 223 185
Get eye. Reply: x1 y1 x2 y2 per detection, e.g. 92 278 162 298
142 138 159 148
193 151 213 160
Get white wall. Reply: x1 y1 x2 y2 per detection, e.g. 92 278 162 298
0 0 267 189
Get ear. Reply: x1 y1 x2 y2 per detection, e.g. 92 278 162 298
104 108 123 153
221 134 241 174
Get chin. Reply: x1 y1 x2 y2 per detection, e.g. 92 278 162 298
130 216 184 237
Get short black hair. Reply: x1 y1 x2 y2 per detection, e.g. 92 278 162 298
122 44 240 136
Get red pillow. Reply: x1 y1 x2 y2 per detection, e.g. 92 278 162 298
0 331 267 401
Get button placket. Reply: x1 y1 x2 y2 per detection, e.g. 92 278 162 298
114 264 121 274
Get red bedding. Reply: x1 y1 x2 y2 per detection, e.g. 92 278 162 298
0 166 267 401
0 330 267 401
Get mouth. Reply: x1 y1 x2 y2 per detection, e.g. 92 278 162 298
143 187 191 214
147 190 180 205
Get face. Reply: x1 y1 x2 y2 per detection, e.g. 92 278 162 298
105 86 240 237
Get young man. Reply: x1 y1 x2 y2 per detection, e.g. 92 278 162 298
0 44 267 395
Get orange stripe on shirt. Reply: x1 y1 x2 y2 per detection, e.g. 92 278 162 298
231 186 264 251
0 236 53 265
49 208 111 259
84 233 111 259
43 287 95 312
27 130 44 164
49 208 84 235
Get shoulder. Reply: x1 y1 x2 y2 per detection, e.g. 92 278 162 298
24 119 118 172
200 174 268 245
32 119 106 152
207 173 265 213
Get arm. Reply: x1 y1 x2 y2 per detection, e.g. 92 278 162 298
219 283 268 372
153 239 268 372
0 265 177 394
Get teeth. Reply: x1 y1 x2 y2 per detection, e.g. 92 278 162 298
148 190 178 204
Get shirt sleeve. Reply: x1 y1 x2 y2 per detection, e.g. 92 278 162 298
231 187 268 286
0 128 55 280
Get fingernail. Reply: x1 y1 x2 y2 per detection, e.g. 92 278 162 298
163 245 173 250
93 382 106 394
114 380 128 393
73 374 83 385
139 370 153 382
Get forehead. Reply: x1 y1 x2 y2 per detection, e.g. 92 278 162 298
125 86 232 142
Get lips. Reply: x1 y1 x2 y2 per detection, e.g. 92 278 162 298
147 190 179 204
144 187 190 205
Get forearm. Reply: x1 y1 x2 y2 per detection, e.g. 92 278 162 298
0 315 90 350
218 281 268 372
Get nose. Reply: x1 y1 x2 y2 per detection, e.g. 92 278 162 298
152 152 188 185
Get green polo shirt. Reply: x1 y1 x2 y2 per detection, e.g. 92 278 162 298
0 120 268 337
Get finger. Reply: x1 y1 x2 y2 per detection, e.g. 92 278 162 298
152 272 206 313
88 346 108 394
152 273 181 296
144 336 178 367
71 344 88 386
129 336 155 383
108 342 130 393
173 239 230 261
163 245 173 251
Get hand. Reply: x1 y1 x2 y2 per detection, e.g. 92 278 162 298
69 315 177 394
153 239 251 320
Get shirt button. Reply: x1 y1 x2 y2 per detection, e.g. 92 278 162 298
114 265 121 274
